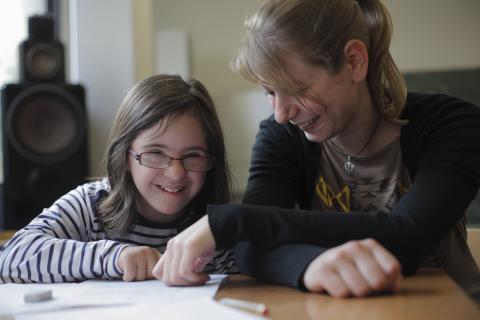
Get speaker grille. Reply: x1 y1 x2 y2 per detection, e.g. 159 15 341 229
5 84 85 164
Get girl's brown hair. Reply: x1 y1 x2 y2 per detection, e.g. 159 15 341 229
231 0 407 122
98 74 231 234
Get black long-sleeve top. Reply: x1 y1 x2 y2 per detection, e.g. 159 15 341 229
208 92 480 299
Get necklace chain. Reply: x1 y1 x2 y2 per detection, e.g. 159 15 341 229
330 116 381 177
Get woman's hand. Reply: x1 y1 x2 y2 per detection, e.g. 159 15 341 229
303 239 401 297
118 246 162 281
152 215 216 286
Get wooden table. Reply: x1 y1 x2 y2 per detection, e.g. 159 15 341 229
0 230 15 245
215 269 479 319
1 231 478 319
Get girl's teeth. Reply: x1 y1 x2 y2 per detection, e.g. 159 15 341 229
162 186 182 192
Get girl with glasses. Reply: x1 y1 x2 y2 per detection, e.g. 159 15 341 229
0 74 235 283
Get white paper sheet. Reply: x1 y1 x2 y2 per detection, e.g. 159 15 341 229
11 298 265 320
0 275 265 320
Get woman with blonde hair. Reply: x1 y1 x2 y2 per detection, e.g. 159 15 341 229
155 0 480 302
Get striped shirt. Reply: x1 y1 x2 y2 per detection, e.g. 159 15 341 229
0 179 236 283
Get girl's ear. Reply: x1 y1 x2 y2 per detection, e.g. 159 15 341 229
344 39 369 83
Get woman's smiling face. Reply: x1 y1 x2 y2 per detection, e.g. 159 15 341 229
262 53 362 144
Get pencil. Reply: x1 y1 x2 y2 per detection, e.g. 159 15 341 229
219 297 269 316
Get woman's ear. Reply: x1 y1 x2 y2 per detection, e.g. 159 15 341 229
344 39 369 83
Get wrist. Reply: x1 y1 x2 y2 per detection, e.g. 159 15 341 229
115 244 131 273
207 204 240 250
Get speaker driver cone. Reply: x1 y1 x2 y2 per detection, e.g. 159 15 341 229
5 84 85 164
25 44 61 80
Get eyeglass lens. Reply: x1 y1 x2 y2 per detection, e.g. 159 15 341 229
140 153 212 171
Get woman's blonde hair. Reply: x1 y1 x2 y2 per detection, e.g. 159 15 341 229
98 74 231 234
231 0 407 122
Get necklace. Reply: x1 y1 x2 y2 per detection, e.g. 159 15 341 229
331 117 381 177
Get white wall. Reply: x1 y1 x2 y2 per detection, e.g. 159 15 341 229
69 0 135 176
384 0 480 71
216 90 271 193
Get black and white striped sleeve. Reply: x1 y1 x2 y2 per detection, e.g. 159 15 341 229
203 249 238 275
0 184 129 283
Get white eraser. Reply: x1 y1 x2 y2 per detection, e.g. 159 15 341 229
24 289 53 303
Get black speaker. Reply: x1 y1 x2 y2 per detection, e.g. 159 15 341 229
1 15 88 230
20 15 65 84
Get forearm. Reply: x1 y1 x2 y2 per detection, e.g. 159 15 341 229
208 203 414 251
0 229 128 283
233 242 325 289
209 202 440 274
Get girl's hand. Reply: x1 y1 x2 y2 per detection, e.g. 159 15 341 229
303 239 401 297
118 246 162 281
152 215 216 286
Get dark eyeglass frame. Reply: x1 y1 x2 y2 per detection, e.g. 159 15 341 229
128 149 214 172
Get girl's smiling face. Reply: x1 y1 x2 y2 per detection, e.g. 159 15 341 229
128 112 209 224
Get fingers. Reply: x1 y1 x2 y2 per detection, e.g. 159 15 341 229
161 243 172 283
315 268 349 298
122 260 137 282
152 242 210 286
160 237 210 286
152 254 164 279
365 239 401 275
179 242 210 284
308 247 371 297
118 247 135 282
146 249 162 279
193 253 215 272
335 240 396 296
303 239 402 298
154 215 215 286
118 246 162 282
334 254 371 297
136 257 148 281
362 239 401 291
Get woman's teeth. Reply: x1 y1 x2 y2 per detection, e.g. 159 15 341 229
297 116 318 130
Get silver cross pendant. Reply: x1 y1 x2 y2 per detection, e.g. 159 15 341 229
344 155 355 177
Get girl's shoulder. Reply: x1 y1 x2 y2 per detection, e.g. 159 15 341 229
70 178 111 206
88 178 110 197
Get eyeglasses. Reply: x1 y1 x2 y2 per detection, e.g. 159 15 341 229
128 149 213 172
